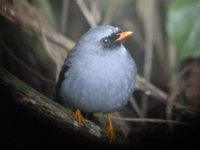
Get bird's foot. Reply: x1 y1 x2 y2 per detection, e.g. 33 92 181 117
75 109 85 124
107 114 115 143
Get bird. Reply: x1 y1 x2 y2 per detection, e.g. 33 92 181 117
55 25 137 143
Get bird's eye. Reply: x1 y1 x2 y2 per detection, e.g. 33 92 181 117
102 38 110 44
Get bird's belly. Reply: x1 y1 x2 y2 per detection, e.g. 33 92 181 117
60 54 136 112
60 68 134 113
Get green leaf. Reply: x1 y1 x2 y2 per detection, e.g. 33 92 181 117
167 0 200 61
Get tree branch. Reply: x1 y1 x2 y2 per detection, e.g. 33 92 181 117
136 75 168 102
0 67 130 148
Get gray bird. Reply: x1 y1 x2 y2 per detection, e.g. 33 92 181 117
55 25 137 142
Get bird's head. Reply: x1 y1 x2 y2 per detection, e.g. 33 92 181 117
75 25 133 55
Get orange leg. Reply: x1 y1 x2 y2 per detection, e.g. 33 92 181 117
75 109 85 124
106 114 115 143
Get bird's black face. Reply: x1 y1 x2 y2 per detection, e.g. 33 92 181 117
100 29 122 49
77 25 133 54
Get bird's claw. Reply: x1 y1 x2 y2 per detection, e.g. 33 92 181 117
75 109 85 124
107 115 115 143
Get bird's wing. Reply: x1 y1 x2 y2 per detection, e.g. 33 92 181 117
54 50 74 104
54 50 94 120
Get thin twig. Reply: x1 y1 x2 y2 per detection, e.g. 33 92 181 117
95 114 191 126
111 117 191 126
75 0 96 27
141 0 155 117
0 41 56 87
141 95 148 117
91 0 101 24
102 1 119 25
129 96 144 118
136 75 168 102
136 75 198 113
60 0 69 33
153 1 166 66
166 89 181 120
168 42 177 70
173 102 200 112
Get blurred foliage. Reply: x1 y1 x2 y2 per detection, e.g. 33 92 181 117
27 0 57 28
168 0 200 61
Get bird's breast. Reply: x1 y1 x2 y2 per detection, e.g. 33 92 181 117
60 51 136 112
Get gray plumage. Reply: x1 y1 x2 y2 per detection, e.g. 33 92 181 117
56 25 137 113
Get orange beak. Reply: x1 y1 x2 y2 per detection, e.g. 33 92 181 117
116 31 133 42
